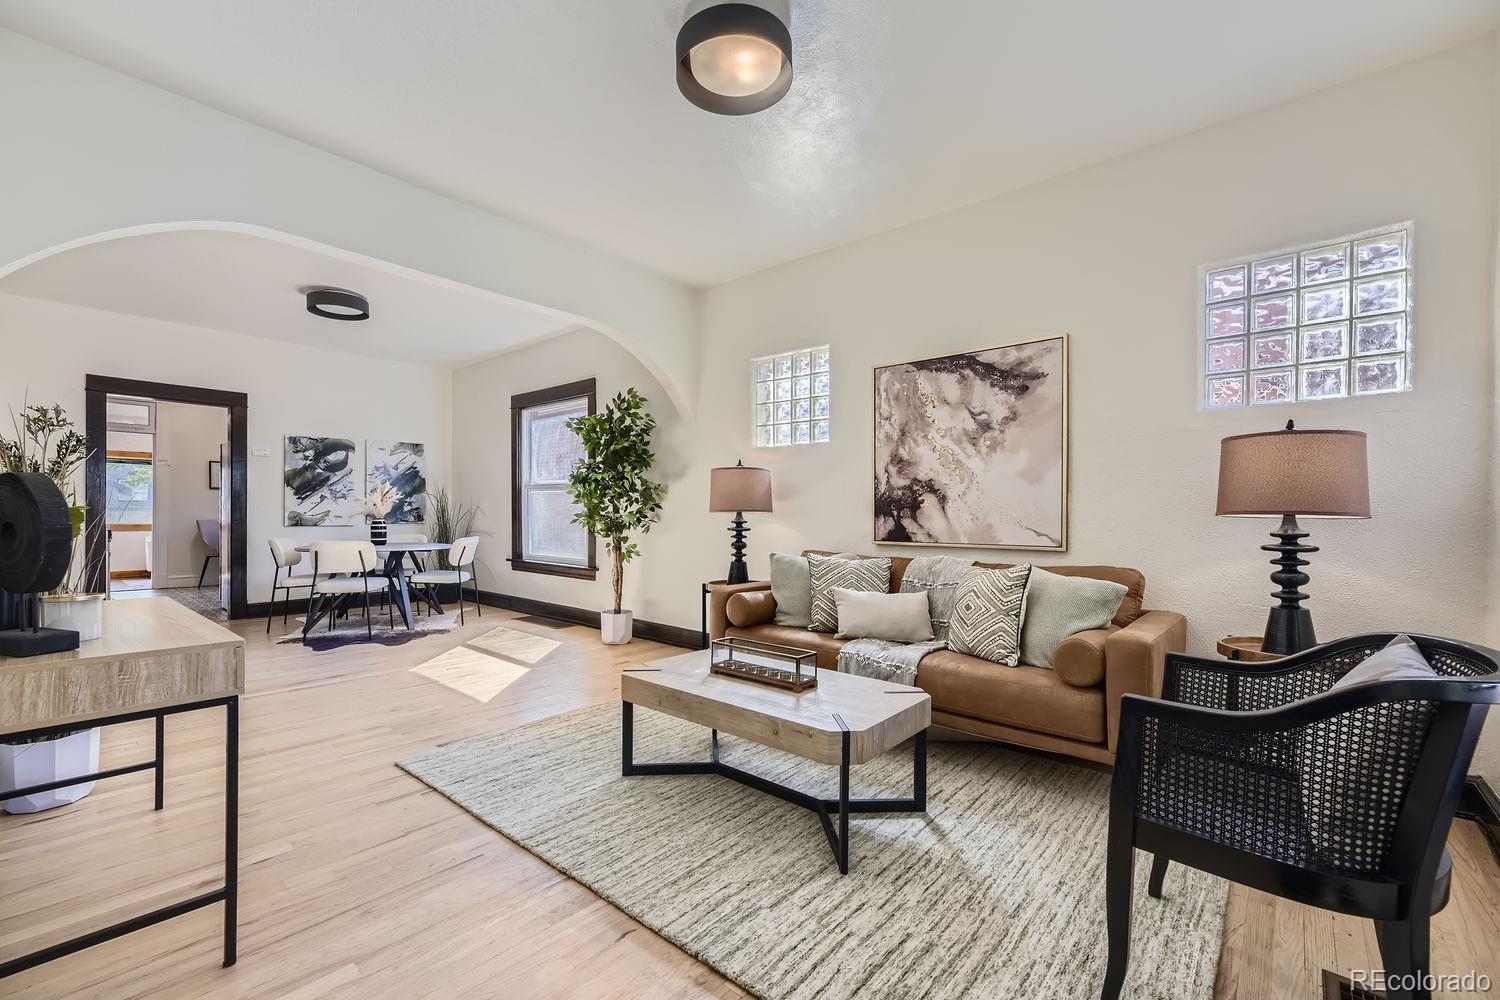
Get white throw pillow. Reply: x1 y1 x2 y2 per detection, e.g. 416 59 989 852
947 564 1032 666
1329 634 1437 689
833 589 934 643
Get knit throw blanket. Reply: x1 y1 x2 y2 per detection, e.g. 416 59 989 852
836 555 973 686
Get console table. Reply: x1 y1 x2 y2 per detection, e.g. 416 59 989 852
0 597 244 977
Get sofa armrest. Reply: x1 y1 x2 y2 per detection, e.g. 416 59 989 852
1104 609 1187 752
707 581 772 641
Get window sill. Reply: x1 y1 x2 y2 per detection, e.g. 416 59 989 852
508 557 598 581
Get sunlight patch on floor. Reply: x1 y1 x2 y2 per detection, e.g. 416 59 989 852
409 625 562 702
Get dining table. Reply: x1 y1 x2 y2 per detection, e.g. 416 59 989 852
294 541 449 632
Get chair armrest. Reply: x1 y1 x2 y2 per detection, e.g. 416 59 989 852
1104 610 1186 752
707 581 772 641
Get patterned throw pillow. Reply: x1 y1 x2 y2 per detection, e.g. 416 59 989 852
948 564 1032 666
808 554 891 633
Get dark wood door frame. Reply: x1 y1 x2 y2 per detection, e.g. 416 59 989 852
84 375 249 620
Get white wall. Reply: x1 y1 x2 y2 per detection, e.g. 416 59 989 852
454 38 1500 778
0 27 700 414
150 400 227 590
0 292 450 605
451 327 681 616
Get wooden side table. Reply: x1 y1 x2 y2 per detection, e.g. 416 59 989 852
1217 635 1285 662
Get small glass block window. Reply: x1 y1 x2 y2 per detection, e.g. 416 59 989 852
753 346 830 447
1201 223 1411 408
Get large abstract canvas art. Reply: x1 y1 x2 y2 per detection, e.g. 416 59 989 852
873 335 1068 551
284 436 361 526
366 440 427 523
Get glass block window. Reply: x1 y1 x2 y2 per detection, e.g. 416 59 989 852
752 346 829 447
1201 223 1411 408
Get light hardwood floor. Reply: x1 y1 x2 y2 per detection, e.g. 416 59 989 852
2 611 1496 999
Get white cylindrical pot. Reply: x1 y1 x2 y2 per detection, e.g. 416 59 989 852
601 610 634 645
40 594 105 641
0 728 102 814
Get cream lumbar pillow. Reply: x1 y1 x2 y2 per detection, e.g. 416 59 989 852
808 554 891 633
1019 568 1128 669
947 564 1031 666
833 588 934 643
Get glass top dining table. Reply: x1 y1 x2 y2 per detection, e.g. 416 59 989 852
293 541 450 632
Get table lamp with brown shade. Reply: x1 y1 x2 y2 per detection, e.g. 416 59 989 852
1216 420 1370 655
709 460 773 585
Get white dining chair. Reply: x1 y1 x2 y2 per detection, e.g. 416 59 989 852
196 518 220 588
267 538 316 634
303 540 392 640
408 536 481 625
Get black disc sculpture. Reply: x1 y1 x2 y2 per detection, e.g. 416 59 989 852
0 471 81 656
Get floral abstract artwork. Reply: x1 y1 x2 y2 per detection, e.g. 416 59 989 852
874 336 1067 550
366 440 427 523
284 436 361 526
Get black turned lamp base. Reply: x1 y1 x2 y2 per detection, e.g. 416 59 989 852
1260 513 1320 656
725 512 750 585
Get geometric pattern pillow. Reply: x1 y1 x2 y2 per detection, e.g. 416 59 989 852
808 554 891 633
947 564 1032 666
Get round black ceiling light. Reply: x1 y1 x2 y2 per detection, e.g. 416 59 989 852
305 288 370 321
677 1 793 116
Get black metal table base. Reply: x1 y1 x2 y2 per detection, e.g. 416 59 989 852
0 696 238 978
621 701 927 874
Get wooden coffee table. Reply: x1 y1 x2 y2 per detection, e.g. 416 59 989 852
620 649 932 874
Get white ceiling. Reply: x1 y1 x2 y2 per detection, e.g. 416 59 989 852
0 1 1494 286
0 229 575 367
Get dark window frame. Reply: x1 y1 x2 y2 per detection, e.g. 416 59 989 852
509 378 598 580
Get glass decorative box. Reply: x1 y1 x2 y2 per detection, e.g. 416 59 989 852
709 637 818 693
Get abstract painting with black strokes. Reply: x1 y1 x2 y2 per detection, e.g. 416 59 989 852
873 336 1067 550
284 436 361 526
366 440 427 523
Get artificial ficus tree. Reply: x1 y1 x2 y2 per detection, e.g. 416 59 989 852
565 388 667 615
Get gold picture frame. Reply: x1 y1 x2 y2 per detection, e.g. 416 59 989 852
872 334 1069 552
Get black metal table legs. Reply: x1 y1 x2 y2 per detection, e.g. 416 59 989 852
621 701 928 874
0 697 239 978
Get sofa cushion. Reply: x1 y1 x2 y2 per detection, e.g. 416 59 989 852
769 553 814 627
1052 627 1116 688
725 624 846 670
833 588 934 642
916 649 1106 744
725 590 776 628
947 564 1031 666
1019 567 1128 669
808 554 891 633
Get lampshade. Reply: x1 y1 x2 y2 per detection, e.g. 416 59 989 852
1216 425 1370 518
709 463 773 513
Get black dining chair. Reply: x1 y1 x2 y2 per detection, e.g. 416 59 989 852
1102 633 1500 1000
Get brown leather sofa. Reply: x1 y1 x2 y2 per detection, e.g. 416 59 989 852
707 551 1186 765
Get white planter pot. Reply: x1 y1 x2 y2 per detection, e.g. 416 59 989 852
0 728 101 814
601 610 634 645
40 594 105 641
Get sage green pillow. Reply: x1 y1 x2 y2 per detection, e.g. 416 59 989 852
1019 567 1128 669
770 551 858 628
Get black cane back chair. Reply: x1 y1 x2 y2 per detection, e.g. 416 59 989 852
1101 633 1500 1000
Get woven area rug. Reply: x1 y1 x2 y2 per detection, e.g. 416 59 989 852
399 703 1227 1000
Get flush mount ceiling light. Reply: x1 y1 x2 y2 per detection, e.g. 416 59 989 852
677 1 793 116
305 287 370 321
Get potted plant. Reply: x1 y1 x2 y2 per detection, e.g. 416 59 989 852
355 482 401 545
566 388 666 644
0 399 100 813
